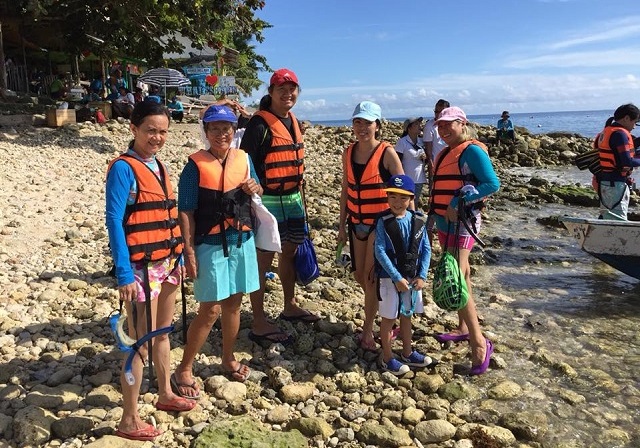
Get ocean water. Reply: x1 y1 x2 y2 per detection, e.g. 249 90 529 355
316 109 612 139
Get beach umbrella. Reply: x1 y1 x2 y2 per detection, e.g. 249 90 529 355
138 68 191 103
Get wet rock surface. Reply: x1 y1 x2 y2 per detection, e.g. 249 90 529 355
0 119 636 447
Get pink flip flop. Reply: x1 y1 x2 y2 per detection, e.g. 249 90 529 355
116 423 163 441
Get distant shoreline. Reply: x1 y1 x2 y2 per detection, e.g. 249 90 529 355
311 109 612 138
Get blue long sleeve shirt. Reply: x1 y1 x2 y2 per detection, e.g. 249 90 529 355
105 150 162 286
433 143 500 233
374 211 431 283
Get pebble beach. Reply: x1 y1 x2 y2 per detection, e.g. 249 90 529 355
0 117 637 448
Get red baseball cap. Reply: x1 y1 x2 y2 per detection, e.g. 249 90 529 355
270 68 299 87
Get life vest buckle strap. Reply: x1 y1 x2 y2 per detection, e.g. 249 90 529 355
265 159 303 169
348 196 390 206
128 236 184 258
126 199 176 213
267 174 303 187
348 182 386 192
270 143 303 152
124 218 180 234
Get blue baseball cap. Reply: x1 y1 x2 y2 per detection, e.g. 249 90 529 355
385 174 415 196
352 101 382 122
203 105 238 124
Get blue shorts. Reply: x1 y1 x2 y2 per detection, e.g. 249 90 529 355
193 235 260 301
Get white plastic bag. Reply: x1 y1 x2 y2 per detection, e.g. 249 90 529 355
251 193 281 252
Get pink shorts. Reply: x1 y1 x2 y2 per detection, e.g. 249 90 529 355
132 256 181 302
437 231 476 251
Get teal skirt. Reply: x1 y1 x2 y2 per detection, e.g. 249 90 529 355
193 234 260 302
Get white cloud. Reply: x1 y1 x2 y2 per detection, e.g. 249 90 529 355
549 17 640 50
297 99 327 111
505 49 640 69
499 16 640 71
284 71 640 120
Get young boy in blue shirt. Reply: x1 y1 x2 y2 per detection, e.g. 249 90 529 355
374 174 434 375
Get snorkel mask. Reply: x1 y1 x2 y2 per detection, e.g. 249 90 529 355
109 312 174 385
109 313 136 352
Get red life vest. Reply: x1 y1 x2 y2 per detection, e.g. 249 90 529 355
189 149 253 239
597 126 635 177
107 154 183 262
430 139 488 217
346 142 392 226
254 110 304 194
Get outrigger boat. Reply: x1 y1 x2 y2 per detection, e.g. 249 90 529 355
561 217 640 280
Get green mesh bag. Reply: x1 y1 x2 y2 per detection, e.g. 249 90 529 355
432 252 469 311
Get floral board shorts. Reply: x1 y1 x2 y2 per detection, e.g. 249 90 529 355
131 255 181 302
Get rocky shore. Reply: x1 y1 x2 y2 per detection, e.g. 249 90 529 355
0 116 623 448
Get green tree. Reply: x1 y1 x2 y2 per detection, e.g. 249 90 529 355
5 0 270 94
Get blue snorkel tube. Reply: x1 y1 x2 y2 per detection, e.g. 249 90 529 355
109 313 174 385
109 254 185 386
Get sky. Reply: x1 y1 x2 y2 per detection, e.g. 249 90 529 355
243 0 640 121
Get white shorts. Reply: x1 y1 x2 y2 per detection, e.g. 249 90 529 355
378 277 424 319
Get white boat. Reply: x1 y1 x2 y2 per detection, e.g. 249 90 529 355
561 217 640 279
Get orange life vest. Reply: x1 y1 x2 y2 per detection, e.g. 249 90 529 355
189 149 252 254
597 125 635 177
430 139 488 217
346 141 392 226
107 154 183 262
254 110 304 194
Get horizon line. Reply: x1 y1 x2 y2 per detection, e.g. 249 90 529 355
308 108 611 123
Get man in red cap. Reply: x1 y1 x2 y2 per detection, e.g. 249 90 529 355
240 68 320 346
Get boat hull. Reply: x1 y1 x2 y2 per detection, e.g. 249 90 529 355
561 217 640 279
